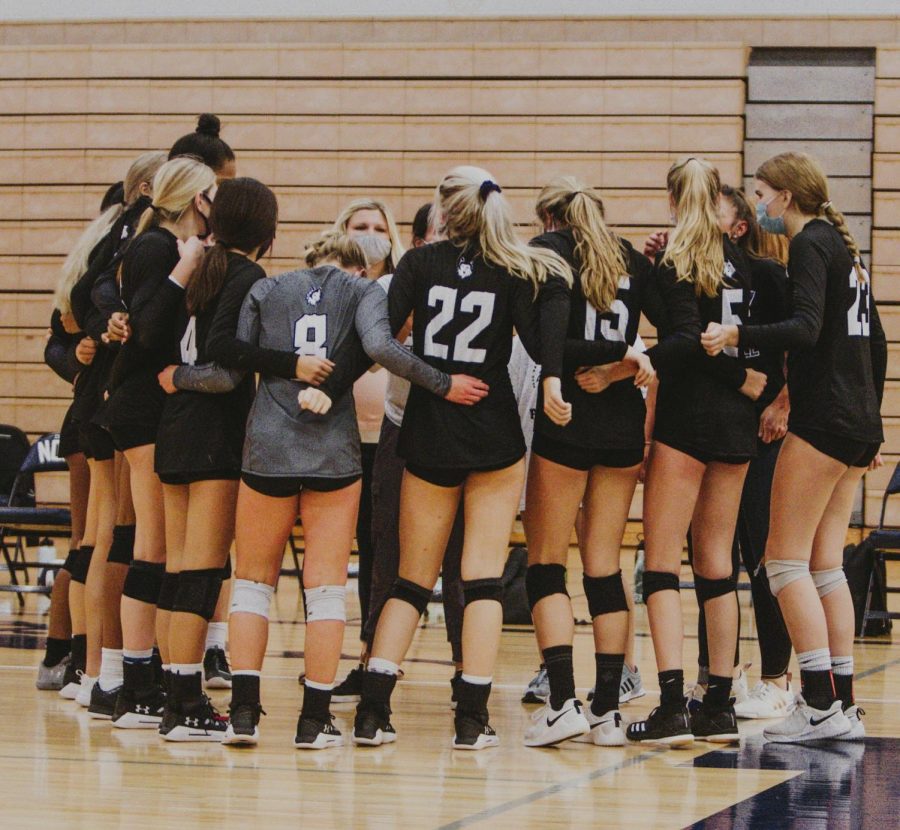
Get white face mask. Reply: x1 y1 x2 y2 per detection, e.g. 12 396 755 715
354 234 392 268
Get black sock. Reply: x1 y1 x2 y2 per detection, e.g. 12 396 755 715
543 645 575 709
301 684 333 723
151 647 163 686
456 679 491 718
658 669 684 708
44 637 71 668
833 674 854 710
592 653 625 717
123 660 154 694
231 674 261 708
361 670 398 710
800 669 835 711
70 634 87 673
704 674 732 709
171 671 203 709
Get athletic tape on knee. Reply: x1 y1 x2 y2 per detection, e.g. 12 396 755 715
156 571 180 612
462 577 504 606
69 545 94 584
811 567 847 599
694 573 737 604
107 525 135 566
173 568 224 621
230 578 274 620
583 571 628 618
388 577 433 615
62 548 79 576
642 570 680 603
304 585 346 623
122 560 165 605
221 556 232 581
525 563 568 611
765 559 809 597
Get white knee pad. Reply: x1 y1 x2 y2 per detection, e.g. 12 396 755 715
811 567 847 599
230 578 274 619
305 585 346 623
765 559 810 597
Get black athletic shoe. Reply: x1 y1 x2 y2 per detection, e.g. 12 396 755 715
223 703 265 746
691 703 740 743
331 666 364 704
203 647 232 690
158 703 178 738
59 661 81 700
88 683 120 720
112 686 166 730
453 711 499 751
450 670 462 711
294 714 344 750
164 696 228 743
352 703 397 746
626 705 694 747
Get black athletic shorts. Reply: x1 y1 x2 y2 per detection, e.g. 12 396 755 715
79 421 116 461
532 432 644 471
58 405 81 458
241 471 361 498
158 470 241 486
107 422 158 453
655 437 751 466
405 456 523 488
791 426 880 469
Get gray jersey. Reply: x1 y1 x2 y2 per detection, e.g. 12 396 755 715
238 265 451 478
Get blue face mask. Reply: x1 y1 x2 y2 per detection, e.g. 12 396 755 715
756 196 786 236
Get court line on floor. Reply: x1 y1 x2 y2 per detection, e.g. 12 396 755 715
857 655 900 680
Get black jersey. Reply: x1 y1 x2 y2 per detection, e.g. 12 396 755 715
743 256 790 412
530 229 662 451
739 220 885 443
154 254 263 479
651 237 759 460
388 240 570 470
44 309 83 385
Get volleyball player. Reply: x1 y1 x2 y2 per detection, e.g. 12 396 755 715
352 166 572 750
222 233 486 749
522 177 658 747
625 158 766 747
102 157 217 728
702 152 885 743
169 114 236 182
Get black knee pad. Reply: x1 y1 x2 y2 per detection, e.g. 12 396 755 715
122 560 165 605
583 570 628 618
61 548 80 576
68 545 94 585
642 570 680 603
525 563 568 611
172 568 224 621
694 573 737 604
221 556 232 581
389 577 433 615
462 577 504 606
107 524 135 566
156 571 180 612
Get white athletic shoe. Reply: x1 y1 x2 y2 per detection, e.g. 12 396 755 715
837 705 866 740
59 671 82 701
734 679 797 719
763 699 851 744
76 674 97 708
732 662 751 707
573 708 627 746
523 698 590 747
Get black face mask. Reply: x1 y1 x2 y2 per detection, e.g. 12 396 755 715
197 193 213 240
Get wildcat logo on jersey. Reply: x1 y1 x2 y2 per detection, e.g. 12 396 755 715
724 260 736 279
457 261 473 278
306 286 322 307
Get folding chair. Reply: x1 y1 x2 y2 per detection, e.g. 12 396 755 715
0 432 72 605
859 461 900 635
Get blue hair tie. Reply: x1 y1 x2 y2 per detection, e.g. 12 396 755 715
479 180 502 201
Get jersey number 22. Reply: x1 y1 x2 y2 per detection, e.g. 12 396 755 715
423 286 495 363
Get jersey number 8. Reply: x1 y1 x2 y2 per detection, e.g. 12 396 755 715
423 286 496 363
294 314 328 358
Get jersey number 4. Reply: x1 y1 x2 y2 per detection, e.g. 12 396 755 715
848 269 871 337
294 314 327 358
423 286 495 363
180 315 198 365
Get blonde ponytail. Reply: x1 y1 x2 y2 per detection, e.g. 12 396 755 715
822 202 866 282
535 176 626 313
133 155 216 240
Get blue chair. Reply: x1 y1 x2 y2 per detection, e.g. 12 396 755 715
860 462 900 636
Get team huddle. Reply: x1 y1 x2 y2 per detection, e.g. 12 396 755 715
35 114 884 752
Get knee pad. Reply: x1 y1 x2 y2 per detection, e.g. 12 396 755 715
173 568 224 621
388 577 433 615
221 556 232 581
694 573 737 604
122 560 165 605
156 571 180 612
811 567 847 599
462 577 504 606
583 571 628 618
69 545 94 585
765 559 809 597
230 578 274 620
304 585 347 623
642 570 680 603
107 524 135 566
525 563 568 611
62 548 80 576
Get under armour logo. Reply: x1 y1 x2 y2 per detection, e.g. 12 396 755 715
136 705 149 714
186 717 199 727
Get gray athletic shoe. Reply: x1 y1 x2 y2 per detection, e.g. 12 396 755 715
587 663 647 705
36 655 70 691
521 665 549 704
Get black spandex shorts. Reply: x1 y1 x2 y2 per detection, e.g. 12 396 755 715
59 406 81 458
532 432 644 471
655 437 751 466
405 456 523 488
79 421 116 462
791 426 880 469
241 471 361 498
107 423 158 453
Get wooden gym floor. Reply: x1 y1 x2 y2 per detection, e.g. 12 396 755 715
0 549 898 829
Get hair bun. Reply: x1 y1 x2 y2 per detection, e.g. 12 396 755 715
196 113 222 138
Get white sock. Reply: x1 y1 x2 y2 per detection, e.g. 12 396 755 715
80 673 97 687
831 656 853 676
205 622 227 652
123 648 154 663
797 648 832 673
305 678 334 691
232 669 261 678
171 662 203 676
162 663 171 674
367 657 399 676
461 673 492 685
98 648 123 692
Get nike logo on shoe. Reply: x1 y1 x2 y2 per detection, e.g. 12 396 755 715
547 709 571 727
809 710 837 727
